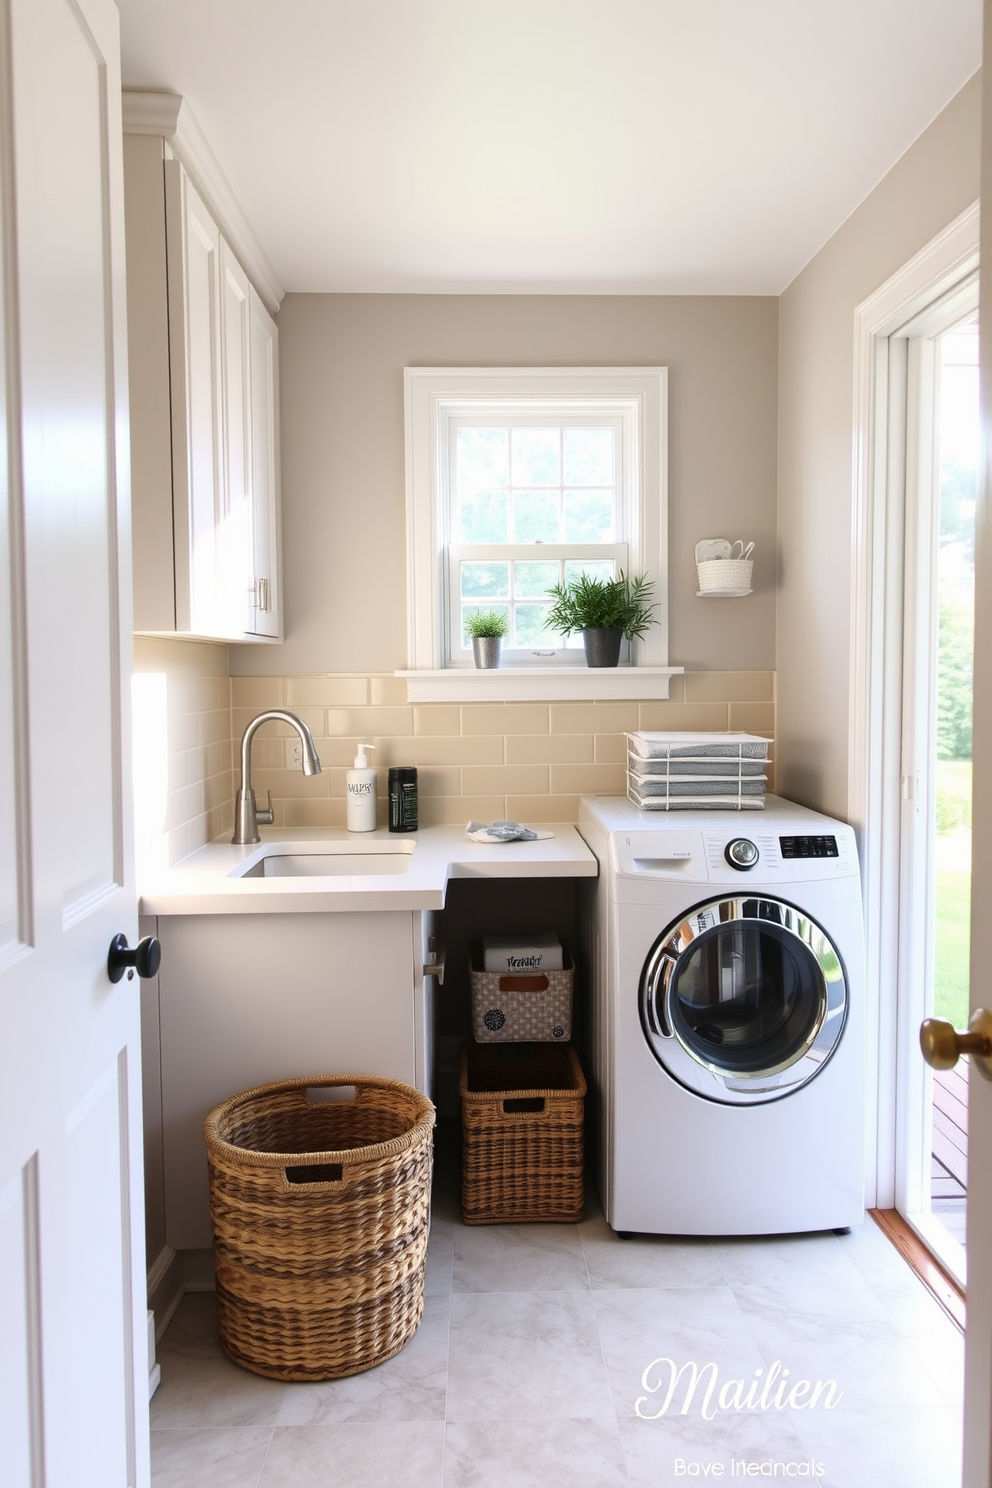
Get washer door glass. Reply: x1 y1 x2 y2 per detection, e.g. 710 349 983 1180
640 896 847 1105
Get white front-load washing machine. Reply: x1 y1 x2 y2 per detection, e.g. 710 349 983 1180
578 795 867 1236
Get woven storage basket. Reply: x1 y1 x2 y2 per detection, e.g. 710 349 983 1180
470 945 574 1043
696 556 753 593
204 1075 435 1381
459 1042 585 1224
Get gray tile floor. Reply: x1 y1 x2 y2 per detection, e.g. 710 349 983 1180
151 1134 964 1488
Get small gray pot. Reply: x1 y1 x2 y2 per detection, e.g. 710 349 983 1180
472 635 502 669
582 628 623 667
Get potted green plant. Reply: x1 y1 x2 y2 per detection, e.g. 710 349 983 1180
465 609 509 668
543 570 656 666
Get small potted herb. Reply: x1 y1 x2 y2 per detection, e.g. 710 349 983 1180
544 570 656 666
465 609 509 668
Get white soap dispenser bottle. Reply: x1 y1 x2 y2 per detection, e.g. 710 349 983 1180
346 743 378 832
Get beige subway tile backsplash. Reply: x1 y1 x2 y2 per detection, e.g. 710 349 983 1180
414 705 462 736
285 675 370 707
229 675 283 710
462 764 550 796
594 733 628 764
412 735 504 766
369 675 410 706
424 794 506 825
728 702 776 733
416 766 463 797
280 797 347 830
231 704 324 739
370 735 419 768
461 703 550 736
505 734 594 765
550 702 639 735
134 654 777 863
550 762 627 795
325 705 415 737
506 794 581 823
636 701 730 731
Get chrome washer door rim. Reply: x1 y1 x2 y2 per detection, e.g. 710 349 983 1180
639 895 848 1106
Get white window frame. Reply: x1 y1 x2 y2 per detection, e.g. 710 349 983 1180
402 367 672 697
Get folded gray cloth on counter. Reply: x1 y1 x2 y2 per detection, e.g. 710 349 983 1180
466 820 555 842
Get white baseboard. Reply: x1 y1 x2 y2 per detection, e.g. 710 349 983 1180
147 1310 161 1400
147 1244 185 1344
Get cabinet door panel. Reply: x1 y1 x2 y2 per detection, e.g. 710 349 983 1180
247 289 281 638
165 164 223 637
219 242 252 636
158 912 418 1249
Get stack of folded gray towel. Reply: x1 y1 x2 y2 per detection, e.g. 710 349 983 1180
626 732 770 811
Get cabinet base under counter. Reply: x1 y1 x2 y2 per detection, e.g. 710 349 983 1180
153 908 436 1251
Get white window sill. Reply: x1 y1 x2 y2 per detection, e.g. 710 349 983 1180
395 667 684 703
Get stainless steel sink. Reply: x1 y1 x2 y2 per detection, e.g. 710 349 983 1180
236 845 414 879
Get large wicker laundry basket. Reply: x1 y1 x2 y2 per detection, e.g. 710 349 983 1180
204 1075 435 1381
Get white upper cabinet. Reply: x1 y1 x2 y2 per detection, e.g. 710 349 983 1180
123 112 283 642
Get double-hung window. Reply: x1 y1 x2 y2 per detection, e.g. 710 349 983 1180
404 368 669 679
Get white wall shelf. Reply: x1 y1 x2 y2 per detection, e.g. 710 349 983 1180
395 667 683 702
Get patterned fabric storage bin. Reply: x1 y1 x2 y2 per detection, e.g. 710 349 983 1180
459 1042 585 1224
470 945 574 1042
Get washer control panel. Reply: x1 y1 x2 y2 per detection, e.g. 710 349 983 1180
725 838 759 870
780 834 839 859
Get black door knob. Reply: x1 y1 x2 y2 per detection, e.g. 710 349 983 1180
107 933 161 983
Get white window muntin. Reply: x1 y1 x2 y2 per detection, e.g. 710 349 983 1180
450 543 629 664
447 410 626 547
404 368 668 671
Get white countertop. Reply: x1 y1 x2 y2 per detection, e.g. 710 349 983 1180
139 823 598 915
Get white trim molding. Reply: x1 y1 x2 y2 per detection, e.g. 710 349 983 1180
849 200 979 1210
396 665 683 703
122 90 283 314
403 367 669 694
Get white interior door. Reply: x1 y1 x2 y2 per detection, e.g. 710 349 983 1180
0 1 148 1485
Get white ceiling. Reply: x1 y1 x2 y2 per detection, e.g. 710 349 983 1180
116 0 982 296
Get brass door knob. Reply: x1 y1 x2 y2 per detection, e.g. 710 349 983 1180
920 1008 992 1081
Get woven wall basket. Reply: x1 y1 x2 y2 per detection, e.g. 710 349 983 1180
204 1075 435 1381
696 556 753 593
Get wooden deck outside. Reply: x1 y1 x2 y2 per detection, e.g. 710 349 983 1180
931 1061 968 1246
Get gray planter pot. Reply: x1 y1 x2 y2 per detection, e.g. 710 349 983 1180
472 635 502 669
582 628 623 667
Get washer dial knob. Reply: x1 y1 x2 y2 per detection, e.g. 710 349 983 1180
725 838 759 870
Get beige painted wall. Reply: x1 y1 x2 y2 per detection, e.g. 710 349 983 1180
776 72 982 818
229 294 778 678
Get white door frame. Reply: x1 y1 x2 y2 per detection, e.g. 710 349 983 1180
848 201 979 1211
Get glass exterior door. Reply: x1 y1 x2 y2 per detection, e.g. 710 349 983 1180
929 318 976 1260
895 304 977 1286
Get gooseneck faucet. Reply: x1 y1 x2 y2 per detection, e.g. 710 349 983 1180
232 710 322 844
